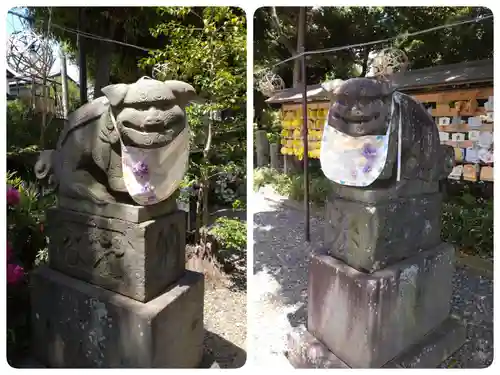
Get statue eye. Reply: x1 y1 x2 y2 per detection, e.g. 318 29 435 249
334 94 348 106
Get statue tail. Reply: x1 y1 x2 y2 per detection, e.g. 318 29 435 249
34 150 55 181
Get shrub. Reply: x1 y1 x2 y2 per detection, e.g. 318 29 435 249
288 173 332 205
253 166 276 191
6 172 56 362
441 193 493 258
253 167 331 205
208 217 247 255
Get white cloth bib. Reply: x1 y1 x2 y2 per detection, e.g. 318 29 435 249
320 122 390 187
110 111 189 205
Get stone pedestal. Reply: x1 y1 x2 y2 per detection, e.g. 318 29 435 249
46 207 186 302
324 193 442 272
31 200 205 368
31 267 204 368
287 194 466 368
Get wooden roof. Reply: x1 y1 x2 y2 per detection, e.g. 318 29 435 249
265 59 493 104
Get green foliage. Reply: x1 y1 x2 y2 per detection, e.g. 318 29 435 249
7 99 64 182
6 172 56 362
254 6 493 120
141 6 246 110
6 172 55 271
232 199 246 210
208 217 247 253
6 100 35 150
254 167 332 204
7 99 69 151
255 6 493 86
259 109 281 144
50 76 82 112
441 193 493 258
141 7 247 236
288 173 332 204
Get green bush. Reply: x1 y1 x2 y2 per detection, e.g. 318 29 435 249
6 172 56 362
7 100 64 152
441 193 493 258
253 167 331 205
253 166 276 191
208 217 247 254
289 173 332 205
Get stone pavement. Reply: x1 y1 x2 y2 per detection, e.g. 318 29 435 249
252 191 493 368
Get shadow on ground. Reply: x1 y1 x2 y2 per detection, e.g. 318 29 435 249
202 329 247 368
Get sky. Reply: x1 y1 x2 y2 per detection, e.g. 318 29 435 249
6 7 81 84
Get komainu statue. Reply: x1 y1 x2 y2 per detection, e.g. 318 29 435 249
35 77 196 206
319 77 455 272
320 77 454 201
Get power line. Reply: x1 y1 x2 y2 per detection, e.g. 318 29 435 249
269 14 493 69
7 9 152 53
52 24 152 52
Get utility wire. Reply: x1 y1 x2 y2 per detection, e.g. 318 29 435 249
269 14 493 69
7 9 152 53
51 24 152 52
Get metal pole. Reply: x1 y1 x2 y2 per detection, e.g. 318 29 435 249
300 47 310 242
77 9 87 105
59 48 69 119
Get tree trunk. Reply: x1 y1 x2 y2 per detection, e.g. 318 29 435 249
360 46 371 77
93 22 117 98
295 7 306 87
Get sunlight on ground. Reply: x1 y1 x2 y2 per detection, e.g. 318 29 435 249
251 268 303 367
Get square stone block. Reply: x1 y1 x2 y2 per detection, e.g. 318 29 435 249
287 317 466 368
307 243 455 368
324 193 442 272
47 207 186 302
31 266 204 368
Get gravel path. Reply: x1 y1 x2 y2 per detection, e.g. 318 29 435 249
252 190 493 368
202 275 247 368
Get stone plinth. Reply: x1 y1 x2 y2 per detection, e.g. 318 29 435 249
58 195 179 223
47 207 186 302
305 245 459 368
324 193 442 272
287 317 466 369
31 266 204 368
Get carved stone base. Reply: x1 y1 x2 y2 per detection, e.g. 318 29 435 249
58 194 179 223
286 316 466 368
30 266 204 368
307 245 455 368
324 193 442 272
47 207 186 302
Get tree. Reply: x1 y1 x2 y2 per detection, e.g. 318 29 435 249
254 6 493 88
28 7 167 95
140 6 246 241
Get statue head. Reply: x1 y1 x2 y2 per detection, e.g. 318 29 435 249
102 77 197 148
323 77 394 137
320 77 453 191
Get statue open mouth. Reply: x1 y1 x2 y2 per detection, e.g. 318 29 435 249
328 106 387 136
129 121 168 133
121 125 176 148
331 111 381 123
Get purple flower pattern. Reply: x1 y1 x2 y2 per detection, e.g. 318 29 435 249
361 143 377 174
132 160 149 179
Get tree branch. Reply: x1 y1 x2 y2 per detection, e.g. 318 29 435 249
270 7 297 56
